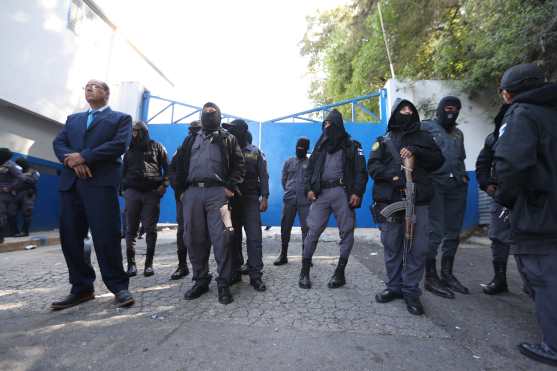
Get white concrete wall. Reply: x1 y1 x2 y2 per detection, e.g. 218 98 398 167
0 101 62 163
0 0 172 125
384 79 495 170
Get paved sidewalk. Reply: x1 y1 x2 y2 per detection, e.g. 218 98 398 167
0 228 551 371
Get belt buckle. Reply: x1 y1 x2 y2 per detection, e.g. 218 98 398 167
199 182 205 188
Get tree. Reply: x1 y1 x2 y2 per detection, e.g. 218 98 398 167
301 0 555 106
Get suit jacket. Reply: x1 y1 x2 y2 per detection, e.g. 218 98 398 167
53 107 132 191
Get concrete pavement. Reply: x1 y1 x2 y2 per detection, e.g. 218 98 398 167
0 228 551 371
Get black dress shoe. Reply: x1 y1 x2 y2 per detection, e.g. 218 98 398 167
404 295 425 316
375 289 403 303
127 264 137 277
250 278 266 292
230 274 242 285
170 266 189 280
239 264 249 275
518 342 557 367
218 286 233 305
51 292 95 311
184 282 210 300
114 290 135 307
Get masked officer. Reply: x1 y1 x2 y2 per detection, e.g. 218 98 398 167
421 96 469 298
0 148 22 244
274 137 311 266
223 119 269 291
299 109 367 289
122 121 169 277
175 103 245 305
369 99 444 315
475 104 513 295
10 158 40 237
168 120 201 280
494 63 557 367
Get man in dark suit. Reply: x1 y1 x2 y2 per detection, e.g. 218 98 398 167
51 79 134 310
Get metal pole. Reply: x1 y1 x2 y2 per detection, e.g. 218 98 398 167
378 1 396 80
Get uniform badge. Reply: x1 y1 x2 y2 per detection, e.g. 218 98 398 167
499 122 508 137
372 141 380 151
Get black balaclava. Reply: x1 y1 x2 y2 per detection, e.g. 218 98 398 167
436 96 461 130
246 131 253 144
201 102 222 132
322 109 347 154
189 120 201 135
131 121 150 150
0 148 13 166
296 137 310 159
223 119 249 148
387 99 420 133
15 158 29 172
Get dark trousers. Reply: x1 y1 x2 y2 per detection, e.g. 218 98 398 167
428 179 467 260
176 197 187 266
59 181 128 295
183 186 232 286
280 201 309 249
303 187 355 260
488 202 511 264
7 191 35 234
380 206 429 298
124 188 161 259
230 194 264 279
515 254 557 351
0 193 14 239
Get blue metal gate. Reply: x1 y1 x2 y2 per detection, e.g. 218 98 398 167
143 90 388 228
141 89 479 230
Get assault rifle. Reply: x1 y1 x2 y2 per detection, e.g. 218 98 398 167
380 156 416 270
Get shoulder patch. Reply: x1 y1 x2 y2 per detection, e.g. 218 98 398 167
372 141 381 151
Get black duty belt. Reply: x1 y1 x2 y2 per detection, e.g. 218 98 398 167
320 178 344 189
188 180 223 188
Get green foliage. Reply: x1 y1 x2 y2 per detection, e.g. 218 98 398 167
301 0 555 105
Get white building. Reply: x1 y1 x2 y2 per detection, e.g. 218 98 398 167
0 0 174 229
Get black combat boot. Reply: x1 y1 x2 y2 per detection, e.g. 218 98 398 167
184 275 212 300
126 248 137 277
424 259 454 299
482 260 508 295
218 285 233 305
298 258 312 289
273 244 288 266
144 248 155 277
17 217 31 237
440 256 469 294
170 250 189 280
327 257 348 289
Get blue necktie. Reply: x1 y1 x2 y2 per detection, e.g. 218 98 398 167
86 110 97 129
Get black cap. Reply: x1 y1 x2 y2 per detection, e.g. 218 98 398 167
500 63 545 93
0 148 12 165
190 120 201 128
